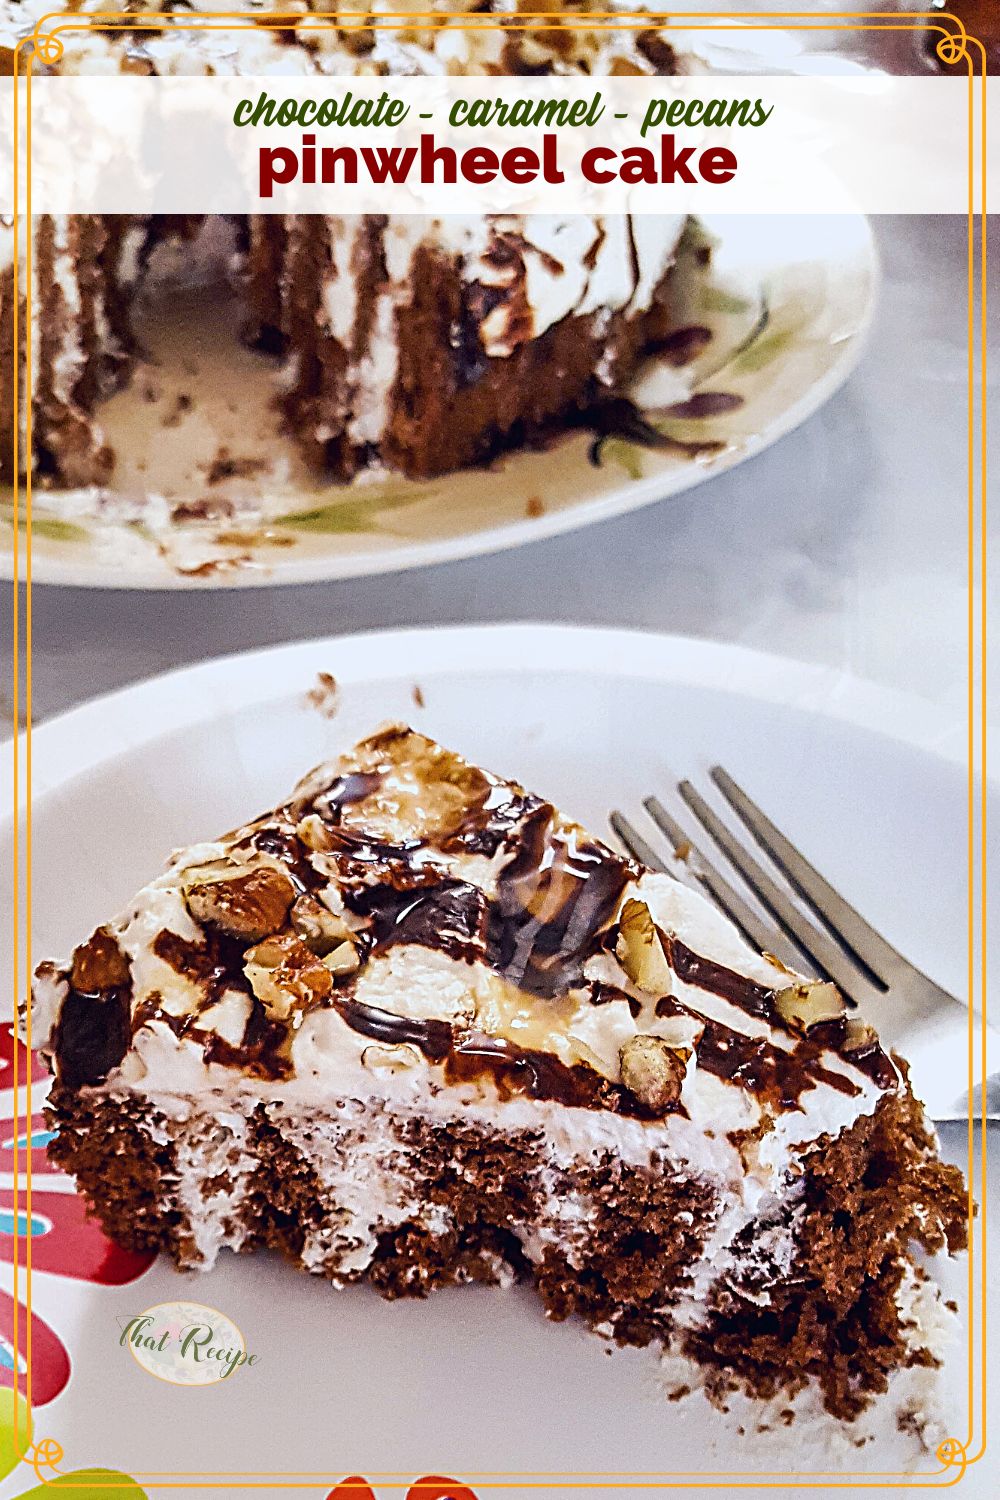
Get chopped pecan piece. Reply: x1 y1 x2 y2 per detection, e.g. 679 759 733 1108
289 895 352 956
774 980 845 1034
619 1034 687 1112
70 927 130 992
244 932 335 1019
616 898 672 996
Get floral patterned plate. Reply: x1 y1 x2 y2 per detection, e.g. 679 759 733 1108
0 214 875 590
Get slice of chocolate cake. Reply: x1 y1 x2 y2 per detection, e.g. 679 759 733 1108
274 215 688 479
28 727 966 1418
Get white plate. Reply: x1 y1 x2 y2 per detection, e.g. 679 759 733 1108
0 625 993 1498
0 215 877 590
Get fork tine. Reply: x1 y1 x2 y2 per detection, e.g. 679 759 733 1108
710 767 906 987
642 797 808 973
609 810 669 872
677 780 883 1007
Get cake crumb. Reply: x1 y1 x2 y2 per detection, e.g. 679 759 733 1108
172 552 252 579
171 496 235 525
162 392 193 428
897 1405 928 1440
305 672 340 719
412 684 425 709
525 495 545 518
204 448 268 485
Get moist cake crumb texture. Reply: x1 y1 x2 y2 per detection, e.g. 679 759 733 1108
28 725 967 1420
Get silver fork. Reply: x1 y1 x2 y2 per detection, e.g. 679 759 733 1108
611 767 998 1125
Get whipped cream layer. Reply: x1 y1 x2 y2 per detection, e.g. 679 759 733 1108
31 726 901 1215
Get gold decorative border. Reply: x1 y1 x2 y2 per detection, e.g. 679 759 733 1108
9 7 989 1490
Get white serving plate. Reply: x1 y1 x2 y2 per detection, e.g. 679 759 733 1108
0 625 993 1499
0 215 876 590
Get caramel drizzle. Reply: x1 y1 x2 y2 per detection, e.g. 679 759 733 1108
334 999 674 1121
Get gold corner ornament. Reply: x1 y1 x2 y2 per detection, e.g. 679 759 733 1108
29 22 65 66
935 1435 970 1476
935 30 970 67
26 1436 65 1484
929 4 971 66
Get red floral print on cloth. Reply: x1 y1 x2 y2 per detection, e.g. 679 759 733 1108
327 1480 480 1499
0 1023 155 1405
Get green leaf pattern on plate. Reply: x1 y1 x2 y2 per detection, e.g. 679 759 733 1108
700 286 752 316
596 439 644 482
730 324 797 376
1 510 89 544
275 485 438 535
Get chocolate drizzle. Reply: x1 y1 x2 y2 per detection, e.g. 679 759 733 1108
42 728 897 1121
656 995 860 1110
335 998 453 1062
585 397 727 468
646 324 713 366
316 770 385 815
670 939 778 1022
664 936 895 1102
841 1031 899 1091
238 826 323 893
202 997 294 1081
334 1003 676 1120
152 928 249 1000
486 806 632 998
665 391 744 420
346 879 487 964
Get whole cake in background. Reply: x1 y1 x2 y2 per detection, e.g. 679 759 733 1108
29 726 967 1422
0 0 694 485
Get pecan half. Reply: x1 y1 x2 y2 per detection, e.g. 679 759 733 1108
186 866 295 943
